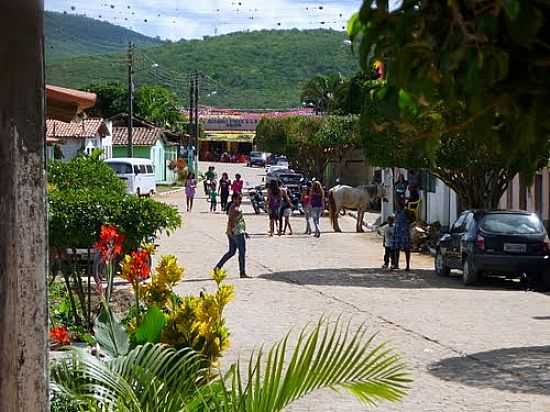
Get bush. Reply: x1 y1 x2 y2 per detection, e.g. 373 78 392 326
48 155 181 251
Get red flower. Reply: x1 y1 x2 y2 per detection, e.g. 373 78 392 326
95 225 125 263
121 250 151 283
49 326 71 346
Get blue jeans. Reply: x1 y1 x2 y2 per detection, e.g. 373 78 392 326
311 207 322 235
216 234 246 276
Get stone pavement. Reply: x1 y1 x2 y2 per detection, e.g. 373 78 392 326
156 162 550 411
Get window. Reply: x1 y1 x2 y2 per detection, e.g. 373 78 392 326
139 165 147 174
480 213 544 235
107 162 132 174
146 165 154 174
134 165 140 174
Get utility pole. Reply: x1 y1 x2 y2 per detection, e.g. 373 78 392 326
0 1 48 411
188 76 195 172
193 71 200 175
127 41 134 157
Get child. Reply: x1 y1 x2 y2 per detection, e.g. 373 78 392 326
209 181 218 213
382 216 395 270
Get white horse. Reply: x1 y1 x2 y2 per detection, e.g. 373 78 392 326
328 184 387 233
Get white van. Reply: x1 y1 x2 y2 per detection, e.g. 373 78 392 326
105 158 156 196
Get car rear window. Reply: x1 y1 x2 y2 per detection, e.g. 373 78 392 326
480 214 544 235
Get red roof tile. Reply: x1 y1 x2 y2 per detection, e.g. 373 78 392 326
47 119 107 139
112 127 164 146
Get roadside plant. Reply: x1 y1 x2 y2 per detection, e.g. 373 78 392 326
49 326 71 347
94 224 125 301
120 249 152 326
50 318 411 411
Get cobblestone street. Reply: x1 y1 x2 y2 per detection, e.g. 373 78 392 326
157 163 550 411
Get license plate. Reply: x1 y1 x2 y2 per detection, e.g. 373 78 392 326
504 243 527 253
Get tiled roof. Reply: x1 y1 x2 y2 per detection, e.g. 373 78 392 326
47 119 106 139
112 127 164 146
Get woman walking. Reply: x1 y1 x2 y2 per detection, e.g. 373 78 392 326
279 186 293 235
215 192 250 278
267 180 282 236
185 172 197 212
310 181 325 237
219 172 231 211
232 173 244 195
392 199 412 271
301 186 312 235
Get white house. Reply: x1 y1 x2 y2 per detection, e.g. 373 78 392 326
499 170 550 227
380 168 459 228
46 118 113 161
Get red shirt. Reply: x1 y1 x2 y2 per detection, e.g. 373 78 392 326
232 179 243 194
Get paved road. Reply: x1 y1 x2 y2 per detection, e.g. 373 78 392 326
157 162 550 412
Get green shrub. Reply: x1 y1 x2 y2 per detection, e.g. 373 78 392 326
48 154 181 251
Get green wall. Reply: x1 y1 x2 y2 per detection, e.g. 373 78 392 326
112 146 150 159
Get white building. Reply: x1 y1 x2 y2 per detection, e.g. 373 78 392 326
381 168 459 228
46 118 112 161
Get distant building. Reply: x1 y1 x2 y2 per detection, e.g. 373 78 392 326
110 114 180 184
195 106 316 161
46 118 112 161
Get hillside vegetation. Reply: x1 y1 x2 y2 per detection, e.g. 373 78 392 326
45 11 163 61
46 29 358 109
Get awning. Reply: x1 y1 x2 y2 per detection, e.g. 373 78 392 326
201 132 255 143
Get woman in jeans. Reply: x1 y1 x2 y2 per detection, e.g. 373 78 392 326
310 181 325 238
215 192 250 278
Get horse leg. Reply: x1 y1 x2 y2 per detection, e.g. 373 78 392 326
357 210 365 233
334 208 342 232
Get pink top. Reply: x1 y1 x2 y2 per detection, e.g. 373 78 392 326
232 179 243 194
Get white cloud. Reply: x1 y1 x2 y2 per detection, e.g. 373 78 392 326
45 0 362 40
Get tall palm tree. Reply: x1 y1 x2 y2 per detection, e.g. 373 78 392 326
50 319 411 411
301 74 344 114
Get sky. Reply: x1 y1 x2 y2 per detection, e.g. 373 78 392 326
45 0 364 41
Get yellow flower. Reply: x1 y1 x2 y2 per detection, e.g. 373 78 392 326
156 255 184 287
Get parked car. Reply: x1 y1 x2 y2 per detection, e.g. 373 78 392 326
248 151 269 167
435 210 550 287
105 158 156 197
265 168 294 186
267 154 289 167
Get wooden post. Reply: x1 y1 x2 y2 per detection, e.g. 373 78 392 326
0 1 48 411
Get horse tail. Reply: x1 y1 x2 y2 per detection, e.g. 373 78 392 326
328 190 337 229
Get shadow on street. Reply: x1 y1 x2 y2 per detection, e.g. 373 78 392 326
259 267 528 291
428 346 550 395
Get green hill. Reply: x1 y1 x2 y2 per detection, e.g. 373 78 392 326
45 11 163 61
46 29 359 109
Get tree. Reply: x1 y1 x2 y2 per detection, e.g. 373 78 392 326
84 81 127 118
84 83 183 130
349 1 550 208
256 115 359 179
134 85 183 129
300 74 344 114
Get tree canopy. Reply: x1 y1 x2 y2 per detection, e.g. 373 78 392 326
256 115 359 179
84 82 183 130
348 0 550 208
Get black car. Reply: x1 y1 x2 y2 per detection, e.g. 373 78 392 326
248 151 268 167
435 210 550 286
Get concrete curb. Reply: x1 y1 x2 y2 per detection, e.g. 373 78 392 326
154 187 185 197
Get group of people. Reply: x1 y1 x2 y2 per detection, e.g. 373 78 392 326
266 180 325 237
184 166 244 213
381 174 419 271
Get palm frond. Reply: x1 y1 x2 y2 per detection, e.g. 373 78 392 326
50 344 211 412
222 318 411 411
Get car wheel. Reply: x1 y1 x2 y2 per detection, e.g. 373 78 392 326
435 250 450 277
463 257 479 286
136 188 141 197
